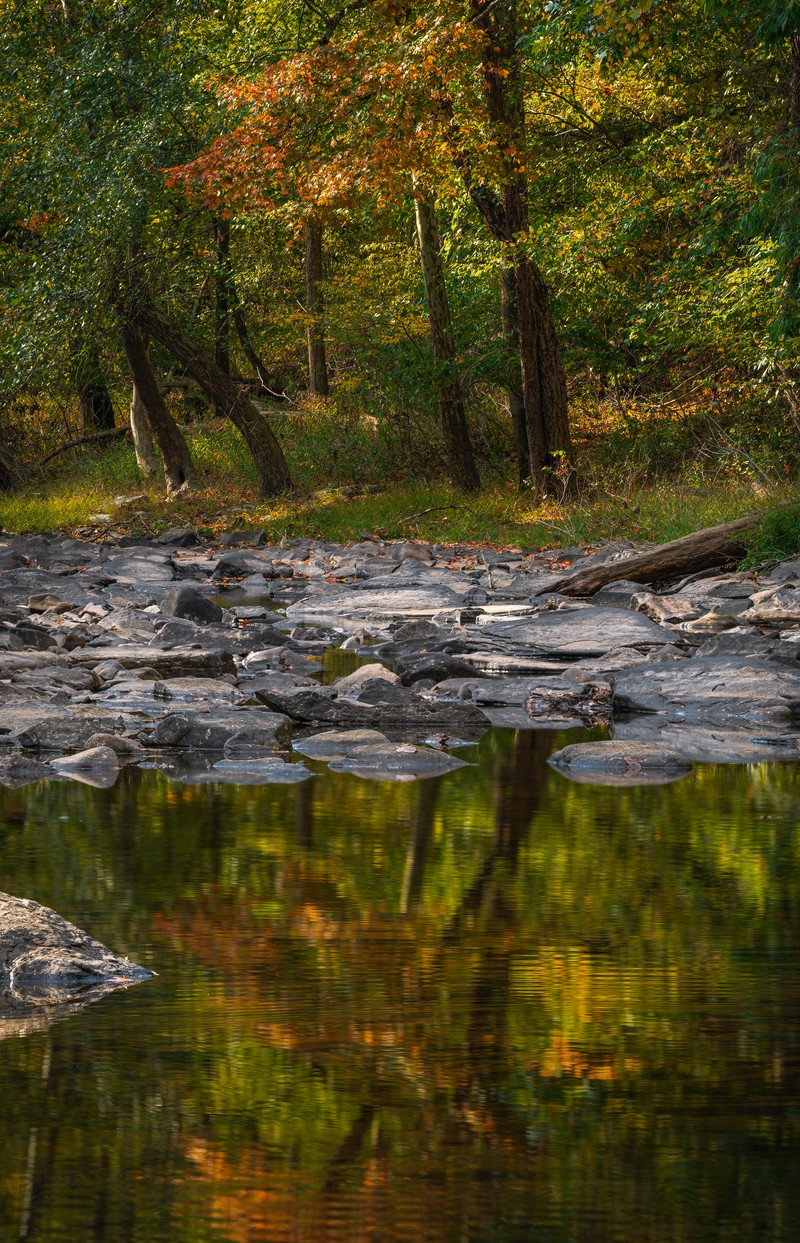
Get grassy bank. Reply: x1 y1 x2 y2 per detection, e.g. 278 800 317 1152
0 429 789 555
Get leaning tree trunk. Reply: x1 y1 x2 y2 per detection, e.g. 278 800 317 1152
132 297 292 496
304 218 329 397
120 321 193 493
414 190 481 492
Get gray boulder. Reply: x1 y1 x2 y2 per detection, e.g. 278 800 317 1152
294 728 466 780
0 891 153 1015
548 740 691 785
160 585 223 625
478 607 672 658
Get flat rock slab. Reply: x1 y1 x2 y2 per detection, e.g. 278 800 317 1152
69 646 236 677
0 891 153 1024
286 586 464 628
612 717 800 764
294 728 467 781
612 657 800 721
548 740 691 785
256 685 490 730
478 607 672 658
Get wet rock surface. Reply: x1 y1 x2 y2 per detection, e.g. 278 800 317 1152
1 528 800 780
0 891 153 1038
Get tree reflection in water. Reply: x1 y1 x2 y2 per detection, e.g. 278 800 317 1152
0 727 799 1242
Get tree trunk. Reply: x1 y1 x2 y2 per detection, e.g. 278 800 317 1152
500 258 529 486
72 347 116 434
463 0 573 493
213 217 232 418
120 321 194 493
128 377 158 480
304 218 329 397
131 296 292 496
414 190 481 492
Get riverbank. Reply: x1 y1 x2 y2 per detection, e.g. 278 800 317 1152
0 526 800 787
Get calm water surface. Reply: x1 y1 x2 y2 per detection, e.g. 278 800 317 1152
1 727 799 1242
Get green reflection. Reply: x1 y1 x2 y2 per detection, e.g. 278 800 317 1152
0 730 799 1242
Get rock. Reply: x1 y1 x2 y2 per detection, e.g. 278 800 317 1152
154 527 200 547
160 585 223 625
0 890 153 1012
548 740 691 785
612 656 800 721
611 717 800 764
591 579 650 608
393 651 490 686
293 728 467 780
150 709 291 752
69 645 236 677
86 733 145 757
255 684 490 729
103 552 175 585
50 745 121 773
6 623 60 651
333 662 400 692
14 712 126 752
632 592 700 624
286 585 465 627
477 607 673 658
0 756 57 788
219 530 266 548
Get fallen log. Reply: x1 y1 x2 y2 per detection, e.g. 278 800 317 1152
546 514 760 597
38 424 129 467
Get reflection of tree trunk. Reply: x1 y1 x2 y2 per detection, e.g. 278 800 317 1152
120 320 193 493
295 779 314 852
443 730 552 940
401 776 442 914
131 294 292 496
414 190 481 492
322 1103 376 1196
305 218 329 397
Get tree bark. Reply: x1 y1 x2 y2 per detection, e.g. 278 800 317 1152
213 217 232 419
500 258 529 486
547 515 760 597
72 347 116 434
128 365 158 481
304 218 329 397
414 190 481 492
131 296 292 496
461 0 573 493
120 321 194 493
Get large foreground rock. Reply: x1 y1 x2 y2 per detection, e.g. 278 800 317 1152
612 657 800 721
1 891 153 1036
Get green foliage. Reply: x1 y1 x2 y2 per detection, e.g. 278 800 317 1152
744 501 800 563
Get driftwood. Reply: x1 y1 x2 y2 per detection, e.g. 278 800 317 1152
38 425 129 467
547 514 761 597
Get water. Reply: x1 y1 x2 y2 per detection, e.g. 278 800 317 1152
2 729 800 1242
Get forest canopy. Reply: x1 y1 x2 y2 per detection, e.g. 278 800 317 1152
2 0 800 512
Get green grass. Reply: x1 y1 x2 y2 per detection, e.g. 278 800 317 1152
0 414 792 554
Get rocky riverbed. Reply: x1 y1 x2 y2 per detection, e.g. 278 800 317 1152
0 525 799 785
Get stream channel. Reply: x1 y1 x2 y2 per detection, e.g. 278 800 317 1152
2 717 800 1242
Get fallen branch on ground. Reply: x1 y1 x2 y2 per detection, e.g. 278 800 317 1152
396 504 472 524
546 513 761 596
38 425 130 468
